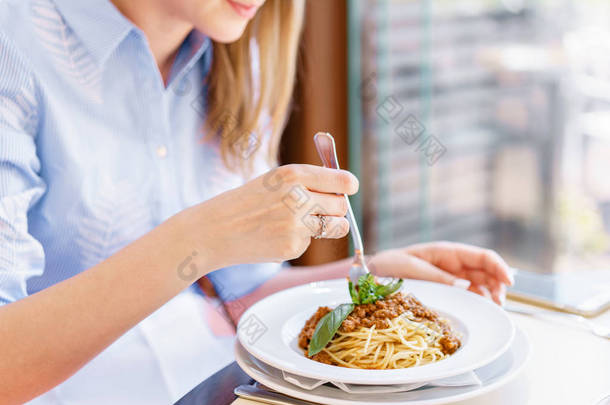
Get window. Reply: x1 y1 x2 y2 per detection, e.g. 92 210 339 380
349 0 610 273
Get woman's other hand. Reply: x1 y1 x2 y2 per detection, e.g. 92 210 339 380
368 242 514 305
183 164 358 271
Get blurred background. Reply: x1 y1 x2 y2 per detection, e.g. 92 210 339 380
281 0 610 276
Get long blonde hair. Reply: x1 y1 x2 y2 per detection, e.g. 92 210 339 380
205 0 305 172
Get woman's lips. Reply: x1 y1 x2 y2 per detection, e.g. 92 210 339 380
227 0 259 19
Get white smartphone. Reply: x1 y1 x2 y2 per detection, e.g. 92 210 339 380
507 269 610 317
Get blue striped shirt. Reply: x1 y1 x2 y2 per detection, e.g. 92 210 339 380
0 0 281 402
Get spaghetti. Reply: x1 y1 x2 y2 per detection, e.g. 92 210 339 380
298 292 461 369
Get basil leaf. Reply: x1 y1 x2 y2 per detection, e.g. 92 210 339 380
358 274 377 304
375 278 404 298
308 303 355 357
348 281 359 304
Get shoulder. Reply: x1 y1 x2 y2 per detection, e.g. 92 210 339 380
0 0 31 18
0 0 37 40
0 0 84 82
0 1 41 133
0 0 42 79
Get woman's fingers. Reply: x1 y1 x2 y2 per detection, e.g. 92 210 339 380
446 243 513 286
449 268 504 305
308 192 348 217
371 251 471 289
405 255 504 304
402 247 506 304
470 284 493 300
405 255 473 289
213 164 358 265
369 248 506 305
404 242 513 285
277 164 359 195
468 277 505 305
460 269 500 289
491 283 507 306
277 185 348 218
304 215 349 239
406 255 458 285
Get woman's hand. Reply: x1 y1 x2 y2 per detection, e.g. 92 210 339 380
184 164 358 271
368 242 514 305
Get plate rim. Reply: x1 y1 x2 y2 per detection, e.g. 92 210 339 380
234 327 531 405
237 278 516 385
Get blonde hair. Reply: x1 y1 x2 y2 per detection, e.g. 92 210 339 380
205 0 305 172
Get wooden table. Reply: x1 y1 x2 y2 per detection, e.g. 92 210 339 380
175 300 610 405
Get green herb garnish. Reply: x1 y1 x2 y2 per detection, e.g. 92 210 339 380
371 277 404 302
307 275 404 357
348 280 359 303
308 303 354 356
351 274 404 305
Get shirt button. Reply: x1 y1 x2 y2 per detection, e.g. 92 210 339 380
156 145 168 158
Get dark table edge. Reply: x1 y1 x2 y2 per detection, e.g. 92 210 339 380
174 362 253 405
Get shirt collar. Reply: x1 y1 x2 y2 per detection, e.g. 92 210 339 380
51 0 134 66
168 30 212 88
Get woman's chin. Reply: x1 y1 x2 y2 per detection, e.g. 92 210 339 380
204 24 249 44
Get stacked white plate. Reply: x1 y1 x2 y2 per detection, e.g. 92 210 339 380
236 279 530 405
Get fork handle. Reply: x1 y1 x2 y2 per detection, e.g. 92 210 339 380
313 132 364 256
505 305 592 330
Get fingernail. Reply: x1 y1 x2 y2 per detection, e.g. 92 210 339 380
507 268 516 285
452 278 471 290
480 285 492 299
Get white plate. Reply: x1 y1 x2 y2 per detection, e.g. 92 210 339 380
237 279 514 385
234 327 531 405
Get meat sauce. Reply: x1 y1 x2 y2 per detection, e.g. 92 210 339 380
298 292 461 364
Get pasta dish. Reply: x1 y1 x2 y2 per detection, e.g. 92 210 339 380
298 275 461 370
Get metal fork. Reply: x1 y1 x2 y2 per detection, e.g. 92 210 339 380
595 394 610 405
235 384 317 405
313 132 370 284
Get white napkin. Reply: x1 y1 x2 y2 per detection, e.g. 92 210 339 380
281 369 482 394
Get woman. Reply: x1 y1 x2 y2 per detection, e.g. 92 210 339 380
0 0 513 403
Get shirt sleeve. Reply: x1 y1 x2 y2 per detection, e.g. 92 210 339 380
206 129 284 302
206 263 284 302
206 101 286 302
0 31 46 306
204 39 287 303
